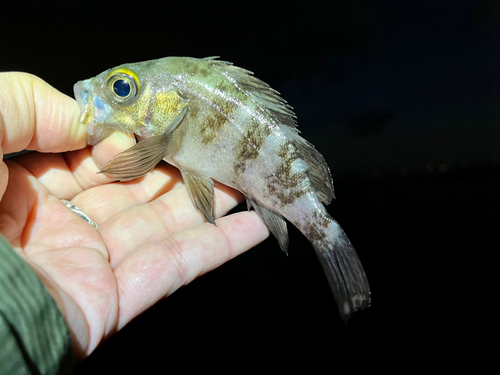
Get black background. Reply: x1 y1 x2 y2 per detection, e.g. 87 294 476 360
1 1 499 373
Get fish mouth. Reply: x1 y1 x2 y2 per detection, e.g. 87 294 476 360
74 79 112 124
74 79 94 123
74 79 114 145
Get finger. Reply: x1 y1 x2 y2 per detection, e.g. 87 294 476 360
114 211 269 328
63 132 136 190
97 181 244 267
70 161 184 224
12 152 84 200
72 160 242 225
0 73 86 200
0 160 38 248
0 160 107 258
0 73 85 155
12 131 138 199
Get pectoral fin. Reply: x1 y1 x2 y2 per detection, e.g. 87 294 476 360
181 170 216 225
247 198 289 254
99 134 171 181
98 103 187 181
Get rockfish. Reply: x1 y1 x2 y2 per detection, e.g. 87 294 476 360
74 56 370 321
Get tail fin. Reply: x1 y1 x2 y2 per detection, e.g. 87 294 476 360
312 222 370 322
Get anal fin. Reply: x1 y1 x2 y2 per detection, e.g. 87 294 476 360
247 197 289 253
181 170 216 225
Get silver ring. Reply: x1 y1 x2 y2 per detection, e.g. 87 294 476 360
61 199 98 229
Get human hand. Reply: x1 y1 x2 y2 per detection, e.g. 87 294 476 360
0 73 269 358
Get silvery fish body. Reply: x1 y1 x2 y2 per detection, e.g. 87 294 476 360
74 56 370 321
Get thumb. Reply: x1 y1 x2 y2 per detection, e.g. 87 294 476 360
0 72 86 156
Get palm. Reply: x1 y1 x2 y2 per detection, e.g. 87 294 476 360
0 134 268 358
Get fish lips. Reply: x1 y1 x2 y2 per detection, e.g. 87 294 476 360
74 79 110 123
74 79 114 145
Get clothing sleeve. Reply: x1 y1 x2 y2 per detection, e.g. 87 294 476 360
0 235 75 374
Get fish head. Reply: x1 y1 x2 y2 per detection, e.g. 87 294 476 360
74 60 188 145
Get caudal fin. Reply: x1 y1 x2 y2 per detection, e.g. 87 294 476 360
313 222 370 322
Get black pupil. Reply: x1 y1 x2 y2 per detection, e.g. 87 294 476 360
113 79 131 97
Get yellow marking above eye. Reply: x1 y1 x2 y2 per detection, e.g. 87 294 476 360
105 68 141 102
106 68 140 87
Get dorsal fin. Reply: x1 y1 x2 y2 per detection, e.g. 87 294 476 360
287 129 335 204
205 58 298 131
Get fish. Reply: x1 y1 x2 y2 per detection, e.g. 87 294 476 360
74 56 370 321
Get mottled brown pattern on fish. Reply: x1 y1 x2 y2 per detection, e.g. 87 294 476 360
314 209 331 230
199 68 210 77
211 80 250 114
303 222 326 243
180 60 207 77
267 172 308 206
273 189 296 206
276 162 301 189
211 93 240 118
233 119 273 174
303 210 332 245
188 102 200 118
265 142 310 206
276 143 291 159
300 210 329 243
200 111 227 144
272 143 303 190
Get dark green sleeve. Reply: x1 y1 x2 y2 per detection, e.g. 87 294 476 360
0 235 75 374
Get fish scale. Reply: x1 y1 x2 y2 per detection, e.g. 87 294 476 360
74 56 370 321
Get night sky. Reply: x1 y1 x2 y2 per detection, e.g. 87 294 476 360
1 1 499 372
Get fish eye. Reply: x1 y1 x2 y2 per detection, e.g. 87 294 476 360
112 79 131 98
105 68 140 103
